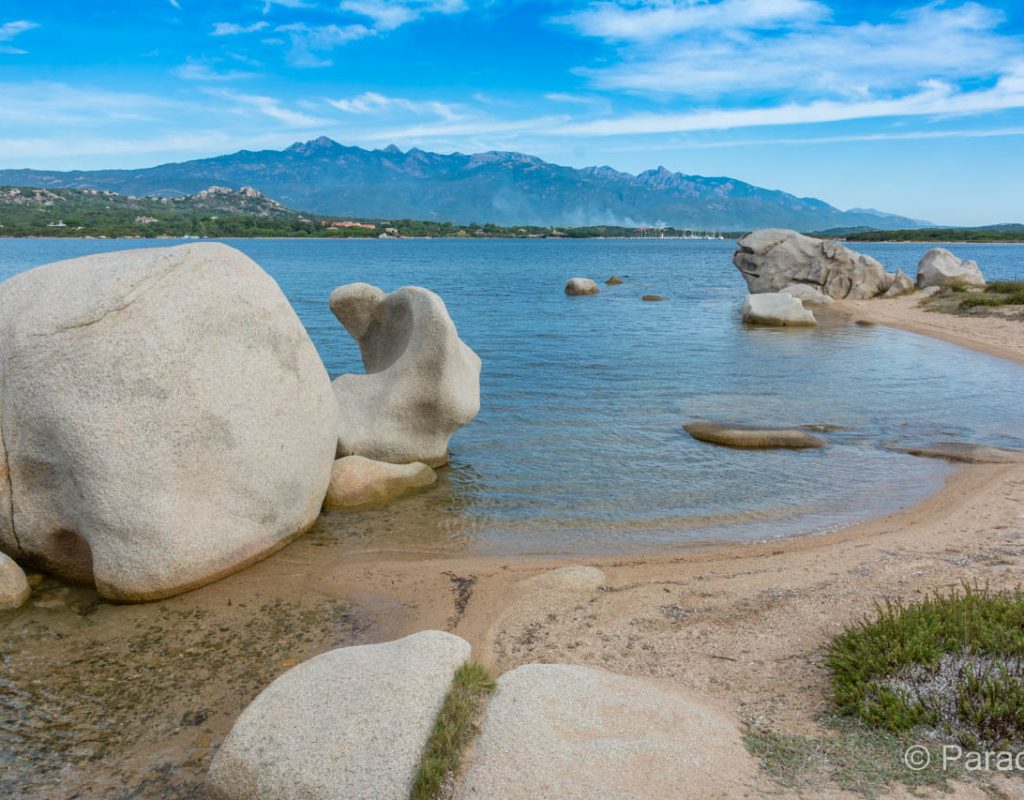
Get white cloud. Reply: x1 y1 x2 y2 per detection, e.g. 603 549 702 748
0 82 192 126
173 61 257 81
552 65 1024 136
275 22 375 66
556 0 827 42
262 0 314 13
0 19 38 53
565 3 1019 99
340 0 467 31
168 0 181 9
211 21 270 36
328 91 458 119
214 90 329 127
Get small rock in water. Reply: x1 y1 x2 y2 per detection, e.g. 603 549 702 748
642 294 667 302
741 293 817 327
684 421 827 450
892 442 1024 464
565 278 600 296
605 276 624 285
323 455 436 510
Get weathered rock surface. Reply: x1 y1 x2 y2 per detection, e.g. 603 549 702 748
921 285 942 297
780 283 834 305
685 421 827 449
883 269 916 298
324 455 436 510
457 664 757 800
208 630 471 800
733 229 886 299
605 275 623 285
742 292 817 326
0 243 336 601
0 552 30 610
330 283 481 468
565 278 599 296
894 442 1024 464
916 248 986 289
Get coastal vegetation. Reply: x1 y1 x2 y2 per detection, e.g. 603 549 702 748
827 584 1024 750
410 662 495 800
957 280 1024 309
842 225 1024 243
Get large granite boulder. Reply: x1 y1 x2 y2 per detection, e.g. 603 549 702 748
208 630 471 800
916 248 985 289
457 664 757 800
323 455 436 510
0 552 30 610
741 293 817 326
780 283 833 305
733 229 886 299
330 283 480 468
0 243 337 601
883 269 915 298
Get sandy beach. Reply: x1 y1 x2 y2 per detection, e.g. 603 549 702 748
2 293 1022 799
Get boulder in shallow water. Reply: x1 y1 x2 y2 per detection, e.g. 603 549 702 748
733 229 886 300
324 455 436 510
330 283 481 468
605 275 623 285
0 243 337 601
642 294 667 302
208 630 471 800
883 269 915 298
458 664 757 800
685 421 827 449
565 278 599 296
916 248 986 289
742 293 817 326
780 283 834 305
0 553 30 610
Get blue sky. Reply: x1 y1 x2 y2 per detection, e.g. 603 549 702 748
1 0 1023 224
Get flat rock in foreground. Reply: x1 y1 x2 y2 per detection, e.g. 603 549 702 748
685 421 827 449
0 243 336 601
894 442 1024 464
733 229 886 300
208 630 471 800
457 663 757 800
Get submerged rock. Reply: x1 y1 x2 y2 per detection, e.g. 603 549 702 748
208 630 471 800
780 283 834 305
883 269 916 298
324 455 436 510
330 283 481 468
642 294 667 302
741 293 817 327
684 421 827 449
565 278 599 296
458 664 757 800
605 275 624 285
0 243 336 602
916 248 986 289
733 229 886 300
893 442 1024 464
0 553 30 610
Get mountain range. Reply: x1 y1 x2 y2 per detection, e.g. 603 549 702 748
0 137 931 231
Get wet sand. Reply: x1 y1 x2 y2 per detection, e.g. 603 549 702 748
2 295 1023 798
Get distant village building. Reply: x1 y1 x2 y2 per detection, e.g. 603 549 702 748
46 220 67 228
326 220 377 230
134 215 159 224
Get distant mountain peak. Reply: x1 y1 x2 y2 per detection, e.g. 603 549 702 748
0 139 932 230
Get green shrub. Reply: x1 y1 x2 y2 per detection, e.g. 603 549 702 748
827 584 1024 750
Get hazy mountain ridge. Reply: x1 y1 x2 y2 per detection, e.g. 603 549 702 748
0 137 931 230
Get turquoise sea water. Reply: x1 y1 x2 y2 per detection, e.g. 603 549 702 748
0 238 1021 555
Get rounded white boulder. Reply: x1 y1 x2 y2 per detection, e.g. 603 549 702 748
742 292 817 326
916 248 986 289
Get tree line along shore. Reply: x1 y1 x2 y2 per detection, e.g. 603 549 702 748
2 184 1022 242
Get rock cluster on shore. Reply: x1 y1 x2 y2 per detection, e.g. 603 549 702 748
0 244 482 602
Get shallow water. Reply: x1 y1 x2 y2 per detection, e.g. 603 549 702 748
1 238 1022 556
